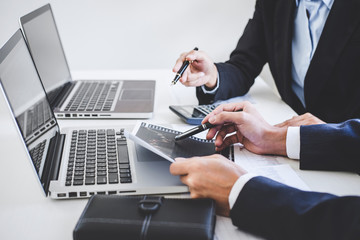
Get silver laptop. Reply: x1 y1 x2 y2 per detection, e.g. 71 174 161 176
19 4 155 119
0 30 187 199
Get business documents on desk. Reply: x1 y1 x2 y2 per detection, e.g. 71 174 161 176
20 3 155 119
0 30 187 199
129 122 233 162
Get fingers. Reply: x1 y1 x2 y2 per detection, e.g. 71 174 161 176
172 49 218 87
170 155 247 218
170 156 205 190
215 124 242 149
300 113 325 124
204 102 255 140
208 111 245 128
179 71 205 86
169 157 189 176
215 124 237 143
206 126 220 140
276 122 287 127
274 113 325 127
173 52 188 73
215 134 241 151
172 49 202 73
202 101 252 124
215 101 252 113
205 120 236 140
202 104 237 123
218 102 248 112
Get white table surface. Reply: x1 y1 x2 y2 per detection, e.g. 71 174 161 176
0 69 359 240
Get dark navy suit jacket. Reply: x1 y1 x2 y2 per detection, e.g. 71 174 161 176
231 176 360 240
230 119 360 239
300 119 360 173
196 0 360 123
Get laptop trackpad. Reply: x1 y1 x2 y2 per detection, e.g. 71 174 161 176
120 89 153 100
135 144 168 162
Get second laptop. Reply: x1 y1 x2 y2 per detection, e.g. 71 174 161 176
20 4 155 119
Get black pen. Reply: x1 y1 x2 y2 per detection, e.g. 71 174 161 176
175 122 214 141
171 47 198 85
174 109 243 141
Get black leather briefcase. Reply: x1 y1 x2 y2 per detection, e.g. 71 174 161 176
73 195 216 240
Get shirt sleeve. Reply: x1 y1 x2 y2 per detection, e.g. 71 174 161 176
286 126 300 160
228 173 258 209
200 73 220 94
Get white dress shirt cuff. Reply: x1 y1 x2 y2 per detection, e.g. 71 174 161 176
200 73 220 94
286 126 300 159
228 173 258 209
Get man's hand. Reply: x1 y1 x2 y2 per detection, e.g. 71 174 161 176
169 154 247 216
275 112 325 127
172 49 218 89
202 101 288 156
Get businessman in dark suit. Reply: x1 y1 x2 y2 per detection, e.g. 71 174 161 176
173 0 360 123
170 102 360 239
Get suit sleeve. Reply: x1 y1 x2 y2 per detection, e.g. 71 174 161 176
230 176 360 240
299 119 360 173
196 0 267 104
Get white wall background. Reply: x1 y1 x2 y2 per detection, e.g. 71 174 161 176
0 0 275 88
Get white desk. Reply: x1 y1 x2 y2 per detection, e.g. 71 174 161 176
0 69 359 240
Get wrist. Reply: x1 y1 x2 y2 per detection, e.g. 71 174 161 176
264 127 287 156
204 64 218 89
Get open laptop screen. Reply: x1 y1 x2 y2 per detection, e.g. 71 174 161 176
20 4 71 98
0 30 58 189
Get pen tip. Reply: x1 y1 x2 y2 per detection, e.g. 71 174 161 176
171 79 178 86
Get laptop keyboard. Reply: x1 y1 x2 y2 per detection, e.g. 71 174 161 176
64 81 119 112
65 128 132 186
29 139 47 174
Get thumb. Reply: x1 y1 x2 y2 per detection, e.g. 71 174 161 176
174 157 187 162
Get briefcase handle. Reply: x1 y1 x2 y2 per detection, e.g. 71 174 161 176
138 196 163 214
138 196 164 240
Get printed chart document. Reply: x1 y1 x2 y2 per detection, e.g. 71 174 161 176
233 144 309 190
128 122 231 162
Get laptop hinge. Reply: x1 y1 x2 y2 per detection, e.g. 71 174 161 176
41 132 65 196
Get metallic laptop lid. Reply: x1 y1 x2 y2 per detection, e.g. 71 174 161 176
0 30 59 195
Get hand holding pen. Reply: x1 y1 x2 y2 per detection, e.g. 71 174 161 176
202 102 286 154
175 107 242 141
171 47 198 85
175 102 285 155
171 48 218 88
